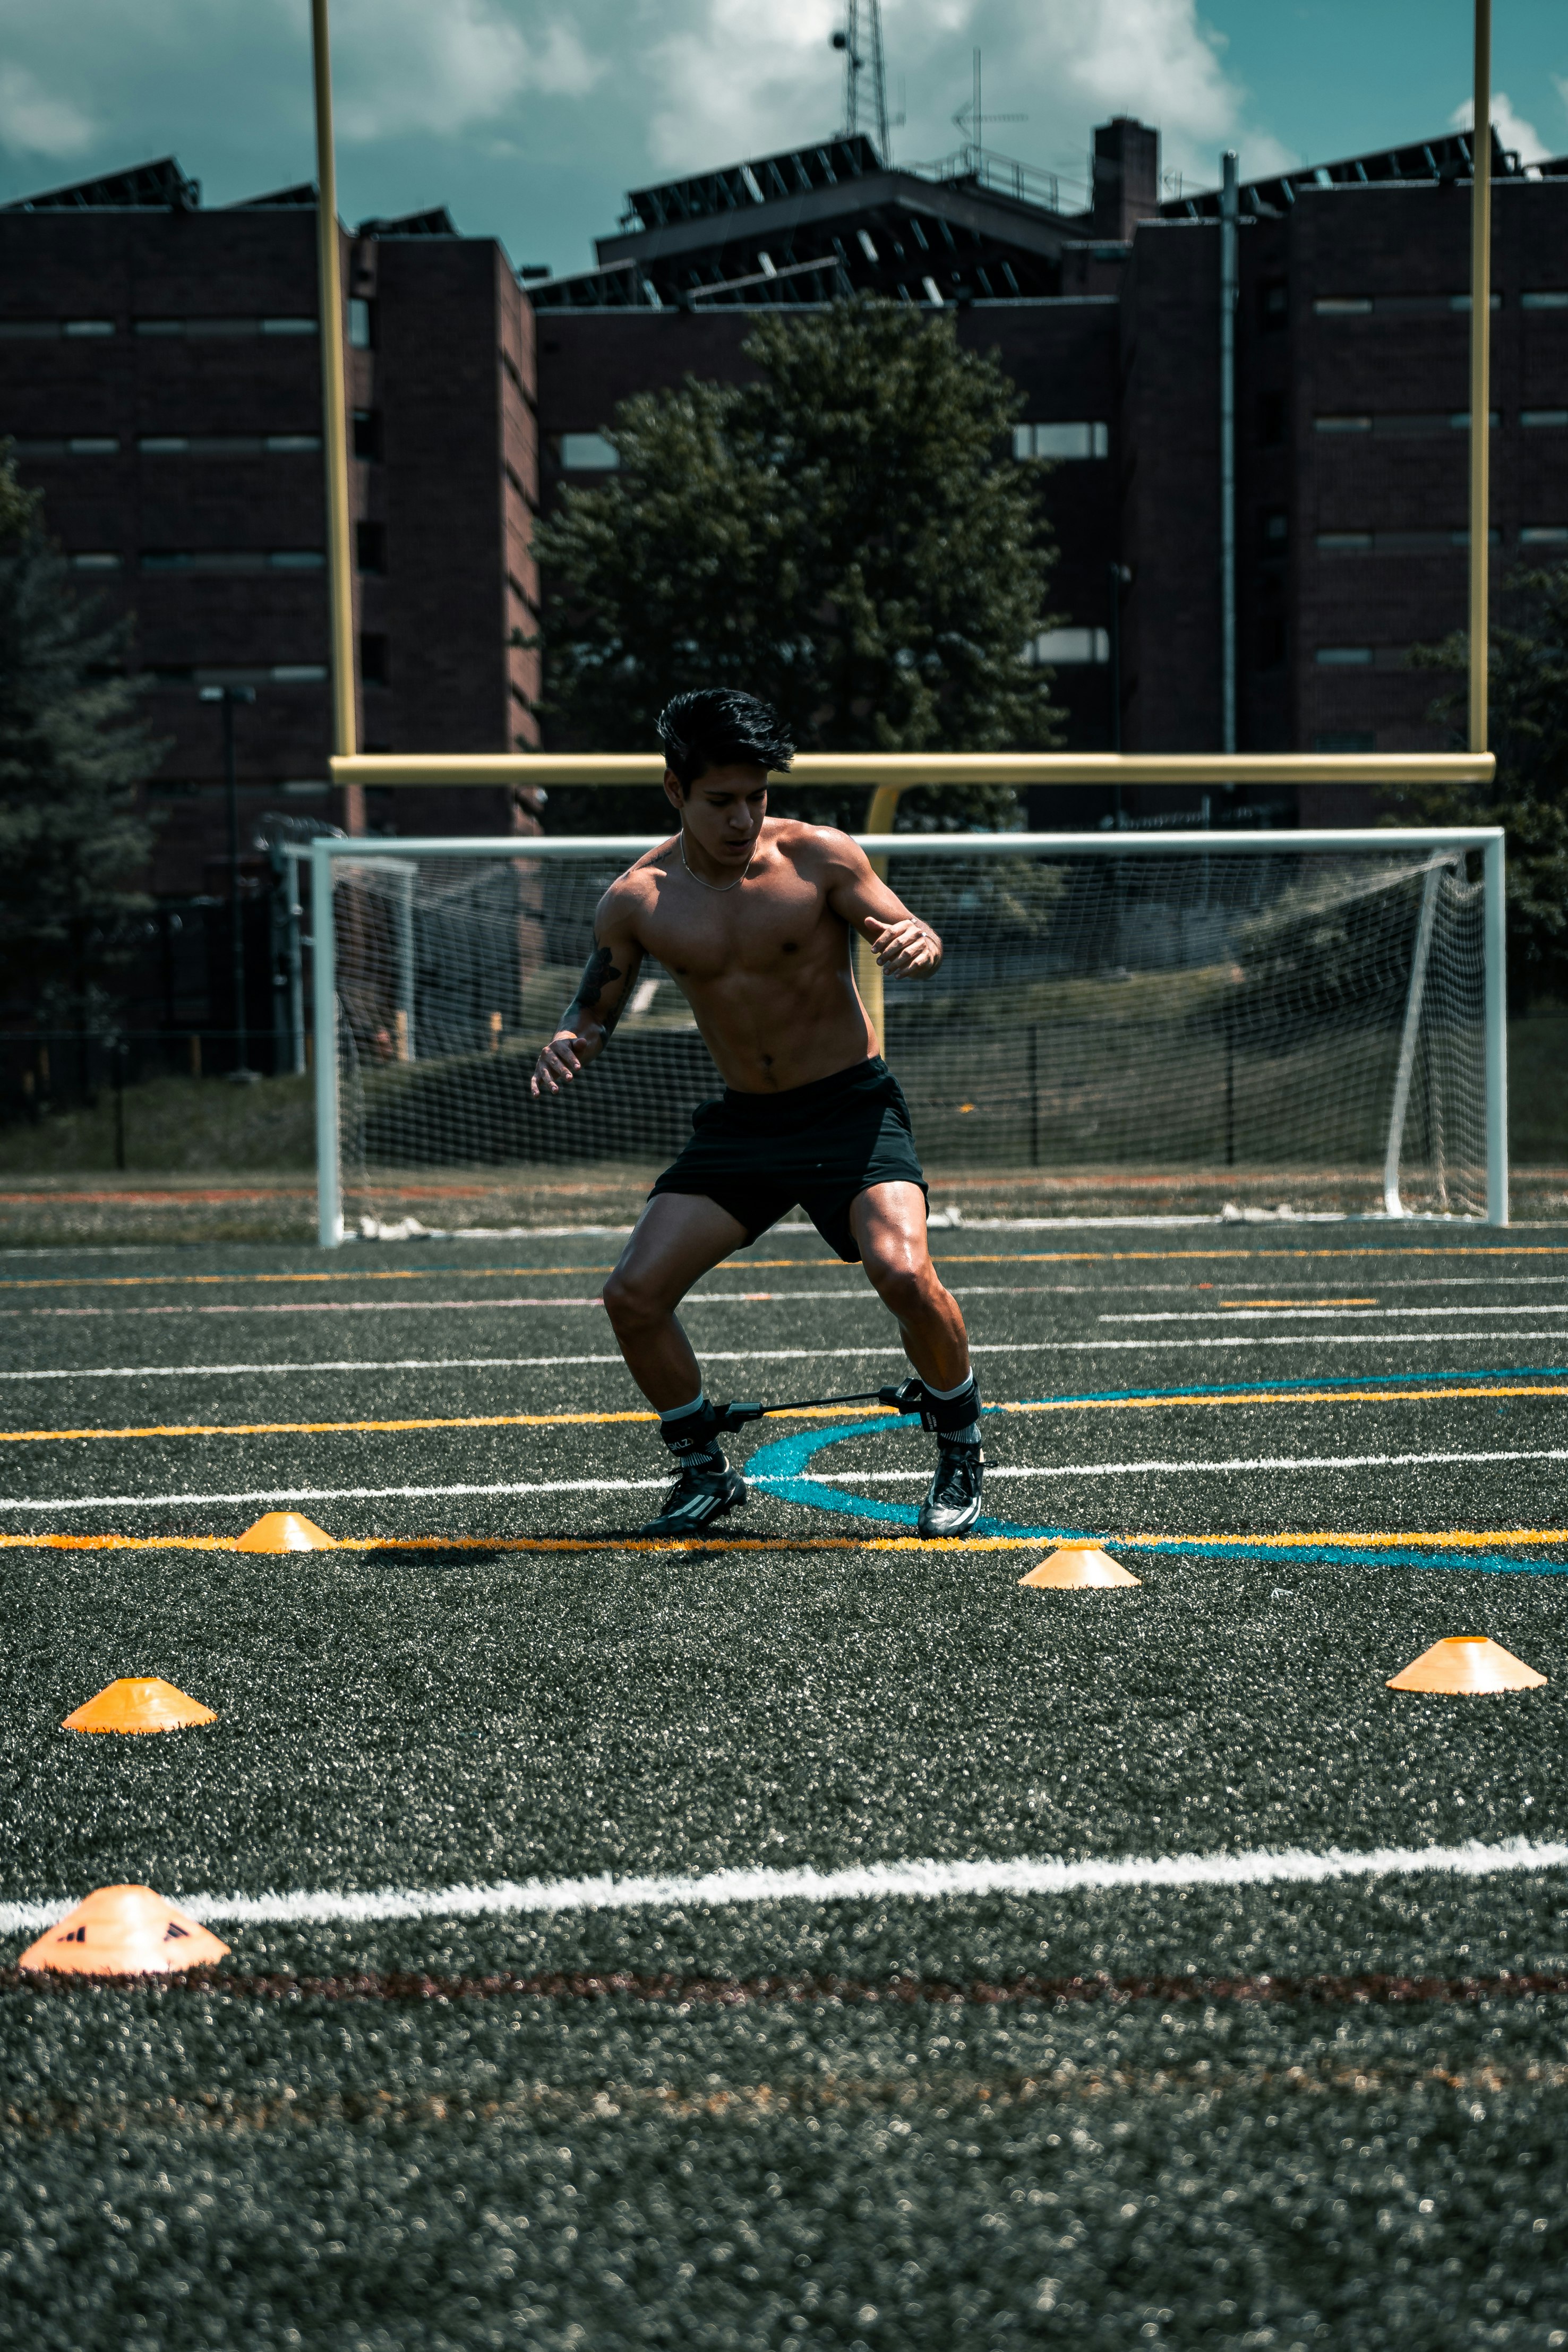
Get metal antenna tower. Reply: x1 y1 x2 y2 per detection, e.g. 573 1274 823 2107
953 46 1025 165
833 0 891 160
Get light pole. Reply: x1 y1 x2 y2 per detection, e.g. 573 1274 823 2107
200 683 258 1077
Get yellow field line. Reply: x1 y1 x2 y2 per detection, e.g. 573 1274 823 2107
4 1527 1567 1556
0 1404 909 1444
3 1381 1566 1446
999 1383 1568 1415
4 1245 1568 1294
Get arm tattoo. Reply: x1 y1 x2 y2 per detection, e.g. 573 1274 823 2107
571 942 620 1012
564 940 626 1041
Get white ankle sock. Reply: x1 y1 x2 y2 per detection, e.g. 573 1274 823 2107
661 1389 708 1421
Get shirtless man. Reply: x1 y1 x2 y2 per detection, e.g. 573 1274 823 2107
530 688 984 1541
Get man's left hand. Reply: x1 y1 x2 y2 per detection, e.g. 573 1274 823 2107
862 914 940 977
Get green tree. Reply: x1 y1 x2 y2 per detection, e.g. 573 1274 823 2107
529 296 1063 832
0 442 159 1022
1398 563 1568 1001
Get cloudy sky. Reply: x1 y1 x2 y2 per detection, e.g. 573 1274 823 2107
1 0 1565 273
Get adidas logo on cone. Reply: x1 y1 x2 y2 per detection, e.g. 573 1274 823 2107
18 1885 229 1976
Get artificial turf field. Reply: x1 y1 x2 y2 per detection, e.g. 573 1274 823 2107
5 1221 1568 2348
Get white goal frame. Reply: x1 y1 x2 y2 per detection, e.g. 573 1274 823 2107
304 825 1508 1247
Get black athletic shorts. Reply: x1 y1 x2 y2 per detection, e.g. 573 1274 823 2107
649 1056 928 1263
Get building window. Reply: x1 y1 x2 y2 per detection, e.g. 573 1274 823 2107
1521 526 1568 545
139 549 325 573
1315 412 1497 436
355 521 386 574
348 298 374 349
1259 279 1288 331
359 631 389 686
1013 422 1109 460
1521 410 1568 429
0 318 116 339
1261 508 1288 547
1313 732 1376 752
353 408 383 460
1316 528 1497 554
136 434 321 456
1026 627 1110 665
70 552 122 571
1313 293 1499 317
134 316 316 338
1315 646 1373 665
10 437 119 457
558 432 619 471
1521 292 1568 310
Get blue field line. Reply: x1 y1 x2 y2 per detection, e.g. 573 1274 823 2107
743 1384 1568 1576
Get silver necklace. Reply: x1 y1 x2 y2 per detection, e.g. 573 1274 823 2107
679 831 753 893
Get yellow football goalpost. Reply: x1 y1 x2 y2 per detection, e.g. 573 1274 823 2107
303 3 1506 1243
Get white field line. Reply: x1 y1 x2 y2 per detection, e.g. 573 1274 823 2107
0 1480 665 1511
11 1278 1568 1322
374 1216 1281 1242
6 1836 1567 1938
3 1446 1563 1513
1106 1305 1568 1324
10 1334 1568 1381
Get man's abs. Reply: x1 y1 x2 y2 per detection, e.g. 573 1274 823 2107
671 951 877 1093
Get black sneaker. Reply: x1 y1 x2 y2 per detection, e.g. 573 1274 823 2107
639 1460 748 1538
918 1436 984 1537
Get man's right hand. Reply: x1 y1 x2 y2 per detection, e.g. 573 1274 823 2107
531 1029 592 1098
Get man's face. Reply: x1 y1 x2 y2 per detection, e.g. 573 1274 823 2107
665 763 768 867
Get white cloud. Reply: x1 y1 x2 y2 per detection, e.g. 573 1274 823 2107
1450 90 1549 165
0 64 97 158
643 0 844 173
332 0 602 141
642 0 1291 200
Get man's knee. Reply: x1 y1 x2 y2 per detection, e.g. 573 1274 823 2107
602 1265 675 1333
864 1251 940 1322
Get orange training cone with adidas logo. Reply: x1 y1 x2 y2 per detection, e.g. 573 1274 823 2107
1387 1636 1546 1694
62 1677 217 1734
235 1511 337 1551
17 1885 229 1975
1019 1545 1141 1589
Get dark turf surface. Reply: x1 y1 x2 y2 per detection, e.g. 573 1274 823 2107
4 1224 1568 2348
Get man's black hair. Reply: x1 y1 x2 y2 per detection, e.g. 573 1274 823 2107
656 689 794 791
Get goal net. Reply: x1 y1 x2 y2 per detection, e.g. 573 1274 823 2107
309 830 1502 1237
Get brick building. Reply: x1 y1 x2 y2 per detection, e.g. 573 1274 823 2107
533 117 1568 826
0 156 542 911
4 114 1566 905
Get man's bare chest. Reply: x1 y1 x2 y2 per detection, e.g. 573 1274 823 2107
638 870 836 981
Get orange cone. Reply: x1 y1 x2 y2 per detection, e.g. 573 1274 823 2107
1019 1545 1142 1589
235 1511 336 1551
1387 1636 1546 1694
17 1884 229 1975
62 1677 217 1734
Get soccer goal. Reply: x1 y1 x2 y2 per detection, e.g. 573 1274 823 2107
301 823 1506 1244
